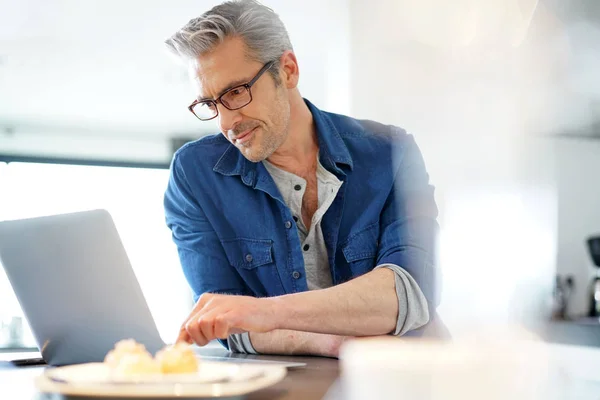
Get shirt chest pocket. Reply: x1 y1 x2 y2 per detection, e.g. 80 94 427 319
221 238 274 270
342 223 380 274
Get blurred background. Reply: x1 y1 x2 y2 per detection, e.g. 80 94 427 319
1 0 599 349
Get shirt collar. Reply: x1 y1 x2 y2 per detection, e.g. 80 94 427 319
305 99 353 173
213 98 353 185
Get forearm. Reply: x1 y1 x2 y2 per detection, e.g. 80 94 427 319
245 330 346 358
272 268 398 336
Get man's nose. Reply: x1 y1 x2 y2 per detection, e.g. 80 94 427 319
217 105 243 135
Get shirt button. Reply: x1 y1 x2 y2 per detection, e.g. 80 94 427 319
245 254 253 262
285 221 292 229
294 184 302 191
292 271 301 279
303 244 310 251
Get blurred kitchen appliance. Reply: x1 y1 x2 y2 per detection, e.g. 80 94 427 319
552 275 574 320
587 236 600 318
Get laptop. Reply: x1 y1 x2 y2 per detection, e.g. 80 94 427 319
0 210 306 369
0 210 165 366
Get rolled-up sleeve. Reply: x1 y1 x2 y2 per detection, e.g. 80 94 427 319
376 133 440 316
375 264 429 335
227 332 258 354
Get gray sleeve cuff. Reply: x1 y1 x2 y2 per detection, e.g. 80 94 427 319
227 332 258 354
374 263 430 336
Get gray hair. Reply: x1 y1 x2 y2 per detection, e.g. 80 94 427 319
165 0 293 83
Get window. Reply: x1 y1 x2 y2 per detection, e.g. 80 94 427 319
0 162 192 349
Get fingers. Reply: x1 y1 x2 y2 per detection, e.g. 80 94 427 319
213 313 233 339
177 305 201 344
178 293 257 346
197 309 234 342
176 325 193 344
179 293 214 345
184 309 236 345
185 314 209 346
186 309 223 345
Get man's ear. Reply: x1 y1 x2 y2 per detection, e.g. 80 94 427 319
279 50 299 89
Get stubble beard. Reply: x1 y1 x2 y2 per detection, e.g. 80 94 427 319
241 97 291 163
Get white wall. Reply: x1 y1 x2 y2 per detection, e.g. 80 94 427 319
0 0 351 161
346 0 600 329
555 137 600 317
348 0 567 333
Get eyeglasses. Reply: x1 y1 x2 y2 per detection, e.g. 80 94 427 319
188 61 277 121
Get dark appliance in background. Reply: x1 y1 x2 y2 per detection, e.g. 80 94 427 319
587 236 600 318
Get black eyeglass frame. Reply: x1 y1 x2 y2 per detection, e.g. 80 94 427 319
188 60 277 121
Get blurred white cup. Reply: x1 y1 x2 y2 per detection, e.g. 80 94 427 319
339 327 554 400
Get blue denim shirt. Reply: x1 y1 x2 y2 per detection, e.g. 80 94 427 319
164 99 440 318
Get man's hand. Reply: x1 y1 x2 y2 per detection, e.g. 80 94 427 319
177 293 280 346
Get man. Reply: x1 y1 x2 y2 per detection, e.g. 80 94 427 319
164 0 440 357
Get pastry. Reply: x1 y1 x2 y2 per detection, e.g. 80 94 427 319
113 352 161 376
155 342 200 374
103 339 199 376
104 338 152 369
